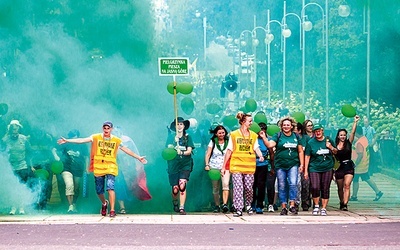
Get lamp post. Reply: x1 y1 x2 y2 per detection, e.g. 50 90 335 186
238 29 253 96
282 1 302 102
264 10 285 105
195 10 207 74
300 0 329 124
338 1 370 120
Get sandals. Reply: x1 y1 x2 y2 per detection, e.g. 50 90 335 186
373 191 383 201
119 208 126 214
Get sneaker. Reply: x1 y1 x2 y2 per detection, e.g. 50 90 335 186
312 207 320 215
268 205 274 212
233 211 242 217
119 208 127 214
255 207 263 214
342 204 348 211
221 204 229 213
72 204 78 213
172 201 179 213
289 206 298 215
246 205 253 215
373 191 383 201
9 207 16 215
213 205 221 213
68 204 74 213
280 208 288 215
18 208 25 215
320 208 327 216
179 208 186 215
101 200 108 216
349 196 358 201
109 210 116 218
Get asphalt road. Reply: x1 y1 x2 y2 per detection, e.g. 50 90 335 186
1 222 400 249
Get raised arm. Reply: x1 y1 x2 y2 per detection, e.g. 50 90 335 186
349 115 360 144
259 130 276 148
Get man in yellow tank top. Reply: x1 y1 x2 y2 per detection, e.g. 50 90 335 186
57 121 147 217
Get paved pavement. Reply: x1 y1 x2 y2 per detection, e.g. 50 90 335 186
1 172 399 225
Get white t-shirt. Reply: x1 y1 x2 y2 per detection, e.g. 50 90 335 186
207 140 228 170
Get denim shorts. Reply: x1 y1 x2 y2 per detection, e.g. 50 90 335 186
94 174 115 195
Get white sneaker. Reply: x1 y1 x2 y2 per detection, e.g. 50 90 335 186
9 207 17 215
72 204 78 213
268 205 274 212
320 208 327 216
67 205 74 213
312 207 320 216
246 205 253 215
18 208 25 215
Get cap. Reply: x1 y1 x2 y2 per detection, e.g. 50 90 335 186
9 120 23 128
103 121 113 128
313 124 323 131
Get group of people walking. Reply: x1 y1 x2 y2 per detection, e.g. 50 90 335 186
166 112 384 216
3 111 383 217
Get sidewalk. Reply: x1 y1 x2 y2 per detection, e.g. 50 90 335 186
1 173 399 225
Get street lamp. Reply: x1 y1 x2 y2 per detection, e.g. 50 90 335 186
264 10 285 105
301 0 329 124
195 10 207 74
338 2 370 120
238 29 253 95
282 1 302 102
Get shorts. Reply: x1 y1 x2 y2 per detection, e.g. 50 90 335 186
168 170 191 186
353 173 370 182
334 168 354 180
94 174 115 195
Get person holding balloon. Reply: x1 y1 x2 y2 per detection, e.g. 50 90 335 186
334 115 360 211
57 121 147 218
54 129 89 213
260 116 304 216
165 117 194 215
221 112 264 217
204 125 230 213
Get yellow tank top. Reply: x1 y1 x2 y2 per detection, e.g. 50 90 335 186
352 136 369 174
90 134 122 176
229 129 258 174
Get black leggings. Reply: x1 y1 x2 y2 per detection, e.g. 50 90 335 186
309 170 333 199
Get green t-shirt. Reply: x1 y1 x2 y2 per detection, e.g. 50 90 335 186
271 132 300 170
305 137 335 172
165 133 195 174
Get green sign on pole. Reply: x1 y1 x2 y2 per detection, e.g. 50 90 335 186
158 57 190 76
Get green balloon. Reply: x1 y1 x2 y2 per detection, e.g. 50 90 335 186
167 82 177 95
162 148 177 161
341 104 356 117
35 169 50 180
267 124 280 136
0 103 8 116
208 169 221 181
292 112 305 124
51 161 64 174
206 103 222 115
254 113 268 124
250 123 261 134
176 82 193 95
245 99 257 112
222 115 237 129
181 97 194 115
